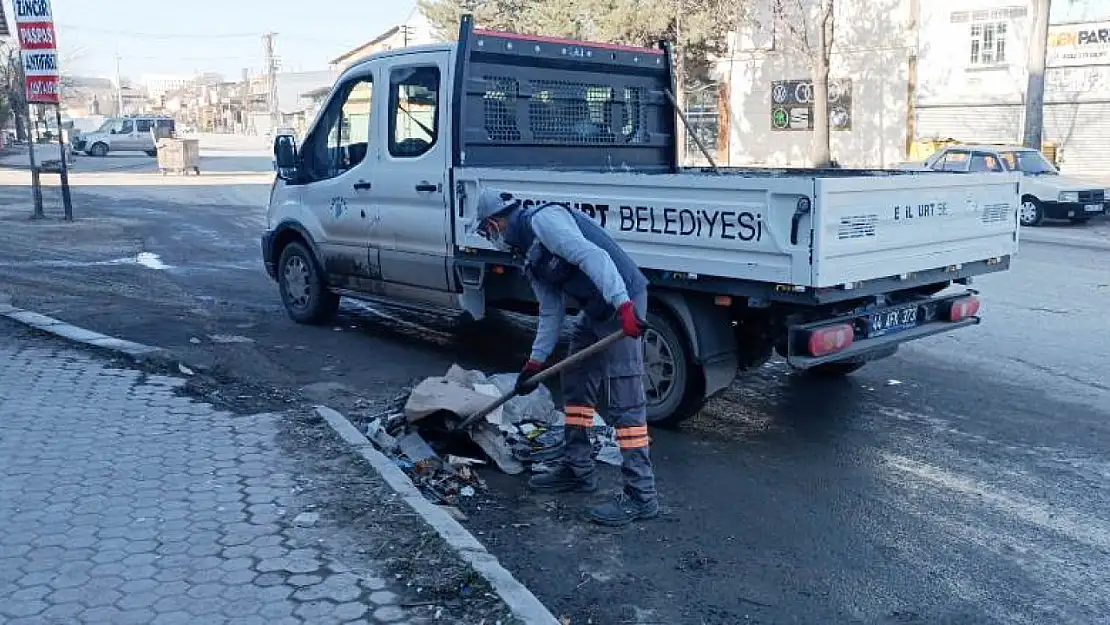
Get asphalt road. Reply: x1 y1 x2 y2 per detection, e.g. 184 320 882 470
2 146 1109 624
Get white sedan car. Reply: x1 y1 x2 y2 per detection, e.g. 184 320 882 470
901 145 1109 227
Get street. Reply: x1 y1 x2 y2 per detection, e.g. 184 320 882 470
2 140 1110 624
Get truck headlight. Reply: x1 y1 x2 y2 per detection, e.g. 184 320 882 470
1059 191 1079 203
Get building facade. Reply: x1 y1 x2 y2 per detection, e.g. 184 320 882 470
329 9 439 72
916 0 1110 176
716 0 1110 177
715 0 914 169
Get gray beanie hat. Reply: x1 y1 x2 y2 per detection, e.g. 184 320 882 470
476 188 520 221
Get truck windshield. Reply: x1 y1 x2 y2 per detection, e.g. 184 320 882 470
999 151 1058 175
95 119 118 133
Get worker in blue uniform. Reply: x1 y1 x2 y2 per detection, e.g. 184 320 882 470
475 189 659 526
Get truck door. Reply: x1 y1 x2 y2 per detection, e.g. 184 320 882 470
295 69 381 286
372 53 451 291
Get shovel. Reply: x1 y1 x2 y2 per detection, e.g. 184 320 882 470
453 328 629 432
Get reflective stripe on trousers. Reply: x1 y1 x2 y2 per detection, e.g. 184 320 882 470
561 291 656 501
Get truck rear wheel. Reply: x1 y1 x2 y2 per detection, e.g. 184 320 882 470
643 308 705 429
278 241 340 325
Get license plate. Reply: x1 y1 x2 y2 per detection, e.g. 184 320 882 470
1085 204 1103 212
867 304 919 337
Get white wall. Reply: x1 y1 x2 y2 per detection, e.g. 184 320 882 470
718 0 913 168
918 0 1110 106
917 0 1032 106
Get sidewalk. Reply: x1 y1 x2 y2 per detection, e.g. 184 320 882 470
0 328 481 625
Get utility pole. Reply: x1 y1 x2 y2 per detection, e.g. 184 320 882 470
240 67 249 134
115 52 124 116
27 104 43 219
262 32 278 133
1023 0 1052 150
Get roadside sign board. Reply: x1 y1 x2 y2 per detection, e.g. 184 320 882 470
14 0 60 104
770 78 853 132
1047 21 1110 67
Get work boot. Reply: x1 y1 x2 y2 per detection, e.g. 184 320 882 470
528 465 598 493
587 491 660 527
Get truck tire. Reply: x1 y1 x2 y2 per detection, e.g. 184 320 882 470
278 241 339 325
643 308 705 429
90 142 109 157
1019 197 1044 227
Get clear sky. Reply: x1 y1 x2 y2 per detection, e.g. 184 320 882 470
41 0 418 81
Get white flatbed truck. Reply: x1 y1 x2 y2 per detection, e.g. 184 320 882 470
262 17 1020 426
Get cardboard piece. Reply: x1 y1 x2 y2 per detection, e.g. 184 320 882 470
404 376 496 422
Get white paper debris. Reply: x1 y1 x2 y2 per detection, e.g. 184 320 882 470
472 383 504 425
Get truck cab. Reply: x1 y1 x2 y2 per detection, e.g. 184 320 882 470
267 44 454 300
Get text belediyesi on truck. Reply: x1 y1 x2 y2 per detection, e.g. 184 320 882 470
261 15 1020 427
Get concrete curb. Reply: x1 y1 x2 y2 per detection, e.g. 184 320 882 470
315 406 560 625
1021 230 1110 252
0 304 171 363
0 304 561 625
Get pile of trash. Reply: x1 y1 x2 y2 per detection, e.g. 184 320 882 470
361 364 622 505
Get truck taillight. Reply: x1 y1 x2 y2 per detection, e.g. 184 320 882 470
807 324 854 357
946 296 981 322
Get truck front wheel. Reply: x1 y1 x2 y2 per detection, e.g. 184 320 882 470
278 241 340 325
643 308 705 428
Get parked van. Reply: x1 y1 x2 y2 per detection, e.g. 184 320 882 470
75 115 176 157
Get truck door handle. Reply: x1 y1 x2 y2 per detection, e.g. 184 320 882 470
415 182 439 193
353 180 372 191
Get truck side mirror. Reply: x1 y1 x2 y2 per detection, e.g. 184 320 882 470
274 134 298 177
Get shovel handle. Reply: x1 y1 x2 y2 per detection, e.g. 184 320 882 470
456 328 629 431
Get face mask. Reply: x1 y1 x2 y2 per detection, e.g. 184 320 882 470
486 228 510 251
479 218 511 251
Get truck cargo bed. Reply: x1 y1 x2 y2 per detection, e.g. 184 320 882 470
453 167 1020 290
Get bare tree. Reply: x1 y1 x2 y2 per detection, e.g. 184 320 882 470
764 0 836 167
0 43 28 141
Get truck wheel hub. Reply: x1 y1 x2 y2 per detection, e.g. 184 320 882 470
283 257 311 308
643 328 676 405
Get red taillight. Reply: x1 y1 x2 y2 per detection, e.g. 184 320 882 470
946 296 981 322
807 323 855 357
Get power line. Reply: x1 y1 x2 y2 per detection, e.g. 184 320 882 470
54 24 259 39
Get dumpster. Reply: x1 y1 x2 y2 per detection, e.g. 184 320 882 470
156 137 200 175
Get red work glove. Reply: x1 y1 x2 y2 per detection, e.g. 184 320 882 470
617 301 644 338
515 359 544 395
